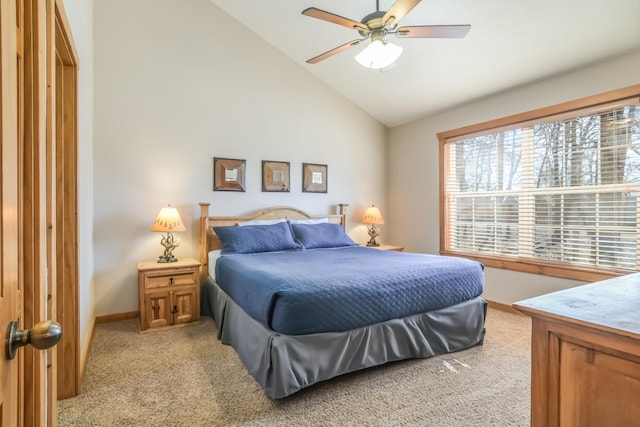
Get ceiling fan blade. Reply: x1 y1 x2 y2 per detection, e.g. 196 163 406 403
382 0 422 27
306 40 362 64
396 25 471 38
302 7 368 31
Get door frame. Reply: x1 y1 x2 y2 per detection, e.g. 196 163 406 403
21 0 49 424
20 0 79 424
49 0 80 403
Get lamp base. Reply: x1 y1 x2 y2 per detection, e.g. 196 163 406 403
157 254 178 263
366 238 380 247
157 232 180 263
366 224 381 247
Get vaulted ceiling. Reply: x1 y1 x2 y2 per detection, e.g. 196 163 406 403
210 0 640 127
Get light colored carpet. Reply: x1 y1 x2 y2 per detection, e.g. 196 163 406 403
57 308 531 426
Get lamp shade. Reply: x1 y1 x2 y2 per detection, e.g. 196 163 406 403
355 40 403 69
150 206 186 232
362 206 385 225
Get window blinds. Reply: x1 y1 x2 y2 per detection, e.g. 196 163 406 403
444 98 640 272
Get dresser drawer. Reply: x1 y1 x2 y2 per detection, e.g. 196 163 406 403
143 269 196 290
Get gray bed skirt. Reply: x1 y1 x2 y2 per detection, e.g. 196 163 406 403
202 278 487 399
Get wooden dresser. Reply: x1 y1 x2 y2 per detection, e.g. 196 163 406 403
513 273 640 427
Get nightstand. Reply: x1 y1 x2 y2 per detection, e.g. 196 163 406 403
370 244 405 252
137 257 201 333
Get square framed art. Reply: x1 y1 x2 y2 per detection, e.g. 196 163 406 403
302 163 327 193
262 161 290 192
213 157 246 192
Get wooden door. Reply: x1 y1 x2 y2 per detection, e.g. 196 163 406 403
0 0 23 424
2 0 77 423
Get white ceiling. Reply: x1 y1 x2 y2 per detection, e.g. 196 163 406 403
210 0 640 127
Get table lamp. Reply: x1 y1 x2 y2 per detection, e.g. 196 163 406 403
362 205 384 247
150 205 186 263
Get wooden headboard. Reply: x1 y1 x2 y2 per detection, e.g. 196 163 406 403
199 203 348 281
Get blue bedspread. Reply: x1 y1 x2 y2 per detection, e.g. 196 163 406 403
214 246 484 335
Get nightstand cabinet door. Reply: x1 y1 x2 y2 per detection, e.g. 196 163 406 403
144 291 172 329
172 287 197 324
137 258 201 333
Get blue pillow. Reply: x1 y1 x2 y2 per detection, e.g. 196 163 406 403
213 221 302 254
290 222 357 249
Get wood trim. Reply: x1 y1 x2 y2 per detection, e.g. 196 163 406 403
53 0 79 401
95 311 139 324
79 316 95 382
439 130 447 254
486 300 527 316
438 84 640 283
437 84 640 141
199 202 210 277
44 2 58 424
21 0 49 425
441 251 621 283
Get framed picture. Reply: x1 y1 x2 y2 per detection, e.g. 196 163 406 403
302 163 327 193
262 161 290 192
213 157 246 192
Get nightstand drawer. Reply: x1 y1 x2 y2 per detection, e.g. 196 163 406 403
144 269 196 290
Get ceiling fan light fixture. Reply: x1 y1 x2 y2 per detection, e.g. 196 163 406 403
302 1 470 66
355 39 403 69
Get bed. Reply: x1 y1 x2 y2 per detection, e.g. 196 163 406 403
199 202 487 399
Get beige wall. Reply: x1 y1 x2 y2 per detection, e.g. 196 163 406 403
388 50 640 304
91 0 387 316
64 0 640 324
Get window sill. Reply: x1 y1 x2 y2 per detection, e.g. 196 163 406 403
440 250 631 282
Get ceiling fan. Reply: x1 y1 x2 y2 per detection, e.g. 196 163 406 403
302 0 470 69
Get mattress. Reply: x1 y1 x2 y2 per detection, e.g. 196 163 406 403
214 246 484 335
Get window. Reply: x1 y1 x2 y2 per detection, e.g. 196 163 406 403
439 86 640 281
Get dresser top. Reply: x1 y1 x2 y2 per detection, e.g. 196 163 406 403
513 272 640 339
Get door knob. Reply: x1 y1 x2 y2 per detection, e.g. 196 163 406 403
5 320 62 360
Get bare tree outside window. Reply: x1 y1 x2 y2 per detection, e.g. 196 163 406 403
441 91 640 280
